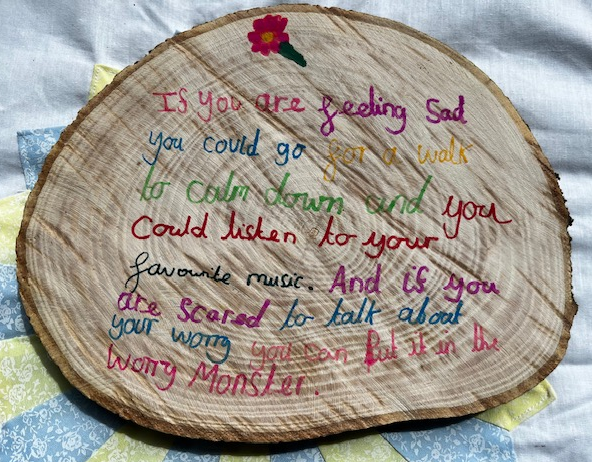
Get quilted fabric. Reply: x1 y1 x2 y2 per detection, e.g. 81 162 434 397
3 2 587 460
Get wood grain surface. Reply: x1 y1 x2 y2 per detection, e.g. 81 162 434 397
16 5 575 443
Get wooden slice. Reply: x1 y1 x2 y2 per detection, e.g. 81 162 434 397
16 5 575 443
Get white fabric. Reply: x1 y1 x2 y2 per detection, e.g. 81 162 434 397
1 1 590 460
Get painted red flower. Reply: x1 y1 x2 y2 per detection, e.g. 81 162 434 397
248 14 289 56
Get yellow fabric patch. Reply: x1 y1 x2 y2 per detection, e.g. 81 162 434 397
0 335 70 423
319 433 406 462
85 423 170 462
220 453 270 462
88 64 120 100
477 379 556 431
0 191 29 265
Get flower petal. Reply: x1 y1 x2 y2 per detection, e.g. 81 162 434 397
251 42 271 56
276 31 289 43
247 30 263 45
267 41 281 54
276 15 288 32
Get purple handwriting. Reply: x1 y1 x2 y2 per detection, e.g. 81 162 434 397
318 86 407 137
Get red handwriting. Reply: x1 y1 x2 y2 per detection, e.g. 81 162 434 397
221 210 297 244
152 88 188 113
442 195 512 239
362 231 439 259
131 214 209 240
435 333 457 355
317 217 438 258
153 89 308 121
408 331 427 357
317 216 358 247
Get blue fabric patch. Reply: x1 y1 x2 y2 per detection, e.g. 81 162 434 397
163 439 221 461
382 418 516 462
0 264 33 340
270 444 325 462
17 126 65 190
0 389 122 461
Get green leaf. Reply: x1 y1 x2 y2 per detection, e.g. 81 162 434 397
278 41 307 67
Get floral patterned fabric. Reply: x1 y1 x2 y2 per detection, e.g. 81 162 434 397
16 128 65 190
0 335 70 423
319 433 406 462
382 419 516 462
271 442 325 462
1 389 122 461
85 423 169 462
0 264 33 340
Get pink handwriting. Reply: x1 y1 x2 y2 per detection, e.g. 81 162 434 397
196 90 241 123
255 93 305 113
106 343 176 391
472 323 500 352
303 343 348 364
364 329 398 372
118 292 161 316
250 341 292 371
178 297 270 328
402 265 429 294
443 273 500 303
188 362 307 397
328 264 381 295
